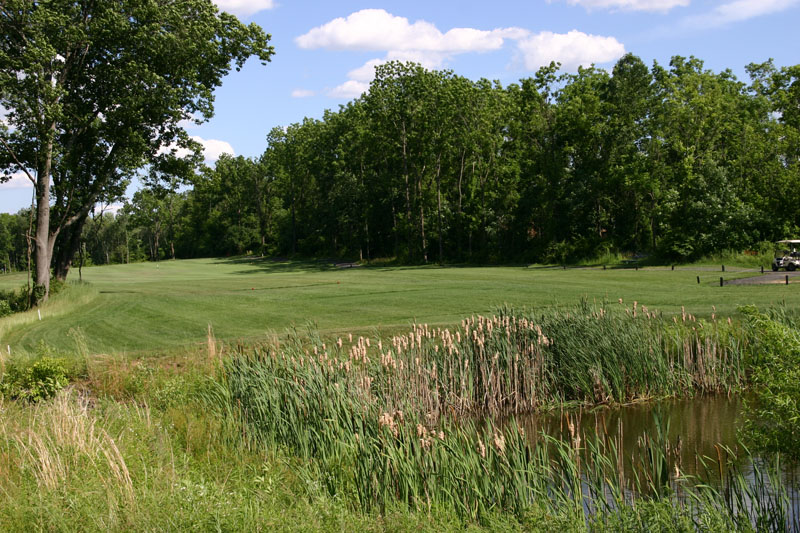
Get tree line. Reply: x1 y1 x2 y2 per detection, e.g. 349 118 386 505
3 14 800 286
52 54 798 267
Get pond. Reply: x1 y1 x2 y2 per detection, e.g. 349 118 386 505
514 395 800 528
517 395 743 478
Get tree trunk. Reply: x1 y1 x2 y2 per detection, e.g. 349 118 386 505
33 131 56 303
53 217 86 281
435 156 443 264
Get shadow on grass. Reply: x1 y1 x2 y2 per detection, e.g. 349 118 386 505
214 256 528 275
212 256 339 275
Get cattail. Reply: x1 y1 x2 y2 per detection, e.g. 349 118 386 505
477 438 487 458
493 431 506 454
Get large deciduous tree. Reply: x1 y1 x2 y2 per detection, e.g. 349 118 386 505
0 0 273 302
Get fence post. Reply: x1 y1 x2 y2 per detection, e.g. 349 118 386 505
720 277 723 287
697 276 700 284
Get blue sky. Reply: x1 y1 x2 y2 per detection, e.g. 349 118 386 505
2 0 799 213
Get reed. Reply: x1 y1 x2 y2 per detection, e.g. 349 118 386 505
220 304 795 528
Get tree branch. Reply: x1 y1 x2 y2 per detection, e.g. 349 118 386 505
0 137 37 186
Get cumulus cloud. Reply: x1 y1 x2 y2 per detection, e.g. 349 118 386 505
213 0 276 17
291 88 316 98
328 80 371 99
298 9 530 97
683 0 799 27
299 9 625 99
296 9 525 54
192 136 235 161
98 202 125 216
555 0 689 12
516 30 626 71
0 171 34 190
159 136 235 163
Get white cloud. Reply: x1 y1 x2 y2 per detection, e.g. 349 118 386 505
213 0 276 17
191 136 235 162
291 88 315 98
556 0 689 12
347 59 387 82
300 9 626 100
0 171 33 190
684 0 799 27
99 202 125 216
516 30 625 71
299 10 535 99
296 9 525 54
328 80 370 99
158 136 235 162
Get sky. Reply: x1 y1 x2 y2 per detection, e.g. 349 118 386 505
2 0 799 213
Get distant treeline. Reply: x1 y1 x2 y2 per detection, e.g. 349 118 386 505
5 54 799 269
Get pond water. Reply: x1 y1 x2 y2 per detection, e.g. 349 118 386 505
516 395 743 478
513 395 800 528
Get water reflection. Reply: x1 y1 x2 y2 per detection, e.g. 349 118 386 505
511 395 799 529
515 395 742 478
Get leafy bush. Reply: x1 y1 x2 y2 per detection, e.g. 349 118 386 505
0 285 30 314
739 305 800 459
1 357 69 402
0 299 11 318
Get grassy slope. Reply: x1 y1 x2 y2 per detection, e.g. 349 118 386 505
0 257 795 355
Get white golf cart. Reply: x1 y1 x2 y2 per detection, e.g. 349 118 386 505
772 239 800 271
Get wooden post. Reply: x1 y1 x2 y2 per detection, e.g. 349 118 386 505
697 276 700 284
720 277 723 287
761 265 764 274
786 275 790 286
722 264 725 272
603 264 606 270
671 265 675 271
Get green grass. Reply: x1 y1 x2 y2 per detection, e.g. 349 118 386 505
1 257 797 355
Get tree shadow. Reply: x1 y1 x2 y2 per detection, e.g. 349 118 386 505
212 256 341 275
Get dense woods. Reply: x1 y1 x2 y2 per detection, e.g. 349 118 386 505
3 53 800 273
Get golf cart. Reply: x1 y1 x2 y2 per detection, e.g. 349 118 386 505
772 240 800 271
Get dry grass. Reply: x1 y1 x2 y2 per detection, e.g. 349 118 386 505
2 390 135 504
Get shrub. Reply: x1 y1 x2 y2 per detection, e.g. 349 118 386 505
1 357 69 402
0 299 11 318
739 305 800 459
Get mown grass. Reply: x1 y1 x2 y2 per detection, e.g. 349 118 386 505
1 256 797 355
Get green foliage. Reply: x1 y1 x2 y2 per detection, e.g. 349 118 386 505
0 284 30 314
1 356 69 402
739 306 800 459
220 318 792 528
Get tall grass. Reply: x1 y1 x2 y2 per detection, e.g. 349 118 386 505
220 304 799 528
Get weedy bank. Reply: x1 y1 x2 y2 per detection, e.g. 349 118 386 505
222 302 797 529
1 302 798 531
